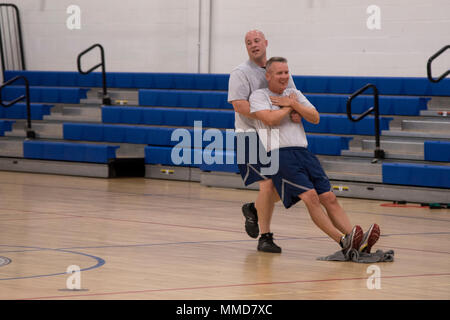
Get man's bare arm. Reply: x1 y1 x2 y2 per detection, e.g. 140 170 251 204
231 100 259 120
270 94 319 124
253 107 292 127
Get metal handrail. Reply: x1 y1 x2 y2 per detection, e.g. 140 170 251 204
77 43 111 105
346 83 384 162
0 75 35 138
0 4 26 80
427 45 450 83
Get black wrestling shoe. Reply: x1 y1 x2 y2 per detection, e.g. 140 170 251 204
242 202 259 238
257 233 282 253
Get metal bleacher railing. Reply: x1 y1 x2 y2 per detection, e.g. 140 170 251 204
0 75 35 138
0 3 26 81
77 43 111 105
346 83 385 163
427 45 450 83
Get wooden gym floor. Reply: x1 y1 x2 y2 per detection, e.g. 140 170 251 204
0 171 449 300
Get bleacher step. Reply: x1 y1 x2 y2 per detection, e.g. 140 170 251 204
43 105 101 122
361 139 423 154
0 157 111 178
0 138 24 157
88 89 139 101
427 97 450 110
341 148 424 160
198 171 450 203
5 121 63 139
401 119 450 132
382 130 450 139
420 110 450 117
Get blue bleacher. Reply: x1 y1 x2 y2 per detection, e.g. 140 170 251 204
5 70 450 96
0 120 15 136
65 123 351 156
138 89 428 116
4 70 448 191
23 140 119 163
1 86 89 103
145 134 353 173
4 70 230 91
424 141 450 162
102 106 235 128
306 94 429 116
292 75 450 96
139 90 232 109
0 103 53 120
102 106 392 134
383 163 450 189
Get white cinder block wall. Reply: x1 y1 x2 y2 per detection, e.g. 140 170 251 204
2 0 449 77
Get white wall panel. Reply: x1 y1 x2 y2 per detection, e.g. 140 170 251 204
2 0 449 77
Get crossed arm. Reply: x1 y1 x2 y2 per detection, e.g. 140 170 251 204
269 93 320 125
250 93 320 127
231 97 306 124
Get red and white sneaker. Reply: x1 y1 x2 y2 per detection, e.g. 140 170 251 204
358 224 380 253
341 225 363 256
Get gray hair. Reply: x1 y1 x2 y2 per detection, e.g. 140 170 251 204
266 57 288 72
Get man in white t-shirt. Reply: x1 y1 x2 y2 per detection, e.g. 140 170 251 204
228 30 300 253
249 57 381 255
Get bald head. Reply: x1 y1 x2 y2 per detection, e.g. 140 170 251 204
244 30 266 43
244 29 268 67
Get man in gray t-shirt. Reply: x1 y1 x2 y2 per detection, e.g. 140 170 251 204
227 30 298 253
249 57 381 255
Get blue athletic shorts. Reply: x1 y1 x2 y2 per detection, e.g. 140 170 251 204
271 147 331 209
235 131 272 186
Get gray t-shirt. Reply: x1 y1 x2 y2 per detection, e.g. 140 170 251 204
228 59 295 130
249 87 316 151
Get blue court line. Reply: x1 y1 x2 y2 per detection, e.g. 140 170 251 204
0 245 105 281
1 230 448 281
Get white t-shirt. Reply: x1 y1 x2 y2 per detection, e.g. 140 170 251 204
249 87 316 151
228 59 295 131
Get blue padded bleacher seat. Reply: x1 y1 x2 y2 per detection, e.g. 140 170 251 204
382 163 450 188
145 146 203 168
1 86 89 103
307 135 352 156
102 106 386 135
145 145 244 173
0 103 53 120
293 75 450 96
65 123 350 156
303 115 392 135
5 70 449 96
23 140 119 163
0 120 14 136
139 89 426 116
306 94 429 116
144 139 350 173
4 71 231 91
102 106 235 129
199 148 240 173
139 89 232 109
424 141 450 162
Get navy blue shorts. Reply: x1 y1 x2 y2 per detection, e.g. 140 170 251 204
271 147 331 209
235 131 272 186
